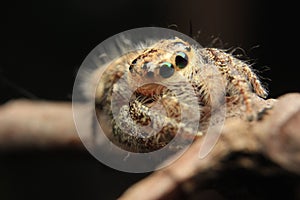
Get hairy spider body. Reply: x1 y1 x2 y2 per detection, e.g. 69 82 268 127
94 37 267 152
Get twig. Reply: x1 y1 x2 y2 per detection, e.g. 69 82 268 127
0 94 299 199
119 93 300 199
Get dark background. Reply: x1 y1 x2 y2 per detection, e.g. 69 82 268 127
1 0 299 199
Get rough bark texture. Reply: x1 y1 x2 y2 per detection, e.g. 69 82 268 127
0 93 300 199
120 93 300 200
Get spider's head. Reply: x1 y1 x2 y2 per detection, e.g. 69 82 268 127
128 37 195 96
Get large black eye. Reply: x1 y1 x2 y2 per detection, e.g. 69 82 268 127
159 62 174 78
175 52 188 69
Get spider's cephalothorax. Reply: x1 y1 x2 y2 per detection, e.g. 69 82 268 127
95 37 267 152
127 37 267 113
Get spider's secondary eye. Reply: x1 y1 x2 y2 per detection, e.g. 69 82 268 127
129 58 138 72
131 58 137 65
159 62 174 78
175 52 188 69
129 65 133 72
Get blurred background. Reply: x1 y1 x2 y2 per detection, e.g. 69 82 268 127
1 0 299 199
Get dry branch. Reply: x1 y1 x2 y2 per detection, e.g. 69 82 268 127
0 100 81 149
119 93 300 200
0 94 300 199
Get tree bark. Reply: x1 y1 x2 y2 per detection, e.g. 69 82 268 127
0 94 300 199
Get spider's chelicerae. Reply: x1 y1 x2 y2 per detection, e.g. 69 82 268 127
94 37 268 152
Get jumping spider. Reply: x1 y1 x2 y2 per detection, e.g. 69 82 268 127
95 37 267 152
